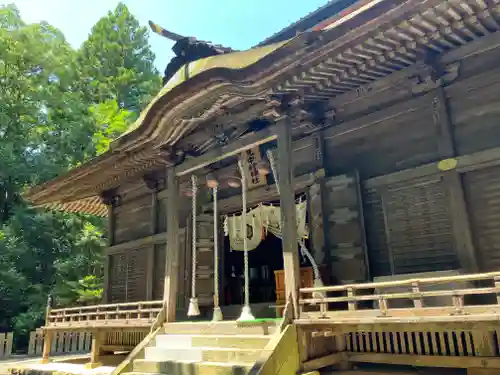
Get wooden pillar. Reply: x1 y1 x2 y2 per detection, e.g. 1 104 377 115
444 171 478 272
102 255 110 303
307 133 329 276
433 87 455 159
146 185 158 300
433 87 478 272
85 331 105 369
40 331 52 364
276 117 301 317
102 192 116 303
150 183 159 235
146 248 155 300
40 294 53 363
163 167 180 322
107 204 115 246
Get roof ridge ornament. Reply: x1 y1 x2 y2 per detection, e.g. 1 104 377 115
149 20 236 85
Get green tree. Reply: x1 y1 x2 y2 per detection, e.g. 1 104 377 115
78 2 161 114
0 2 161 350
0 5 103 342
0 206 105 342
0 3 89 222
90 99 134 155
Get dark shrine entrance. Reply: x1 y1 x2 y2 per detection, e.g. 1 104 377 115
223 232 284 306
221 195 314 315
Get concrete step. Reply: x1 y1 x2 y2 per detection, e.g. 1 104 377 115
145 346 267 363
133 359 252 375
163 320 280 336
155 334 270 350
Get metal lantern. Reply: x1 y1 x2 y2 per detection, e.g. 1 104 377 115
206 173 219 189
226 169 242 188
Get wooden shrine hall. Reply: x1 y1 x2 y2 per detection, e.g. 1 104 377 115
24 0 500 374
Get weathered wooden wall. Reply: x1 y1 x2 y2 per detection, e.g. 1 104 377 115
324 93 441 180
106 180 153 303
104 174 193 307
446 56 500 273
318 34 500 278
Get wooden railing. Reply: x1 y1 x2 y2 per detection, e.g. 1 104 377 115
299 271 500 319
46 300 163 328
296 272 500 372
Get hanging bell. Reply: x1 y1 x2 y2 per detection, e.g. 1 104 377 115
206 173 219 189
256 159 271 175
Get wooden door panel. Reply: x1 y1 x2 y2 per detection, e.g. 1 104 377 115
194 215 215 307
323 172 369 283
109 253 127 303
382 176 457 274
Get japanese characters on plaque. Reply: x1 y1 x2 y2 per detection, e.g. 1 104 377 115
240 147 267 189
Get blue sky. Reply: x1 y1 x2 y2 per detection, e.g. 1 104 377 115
3 0 330 73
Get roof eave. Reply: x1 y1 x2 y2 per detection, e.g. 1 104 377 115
26 0 466 213
257 0 359 46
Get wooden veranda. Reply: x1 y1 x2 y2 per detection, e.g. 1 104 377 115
39 270 500 373
41 300 164 366
295 271 500 373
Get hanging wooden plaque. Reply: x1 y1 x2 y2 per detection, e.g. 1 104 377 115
240 147 267 190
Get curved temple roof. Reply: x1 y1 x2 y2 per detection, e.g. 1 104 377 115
26 38 300 215
26 0 500 216
119 40 289 139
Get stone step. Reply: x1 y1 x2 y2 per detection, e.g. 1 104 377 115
145 346 267 363
155 334 192 349
163 320 280 336
133 359 252 375
155 334 270 350
145 346 202 362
